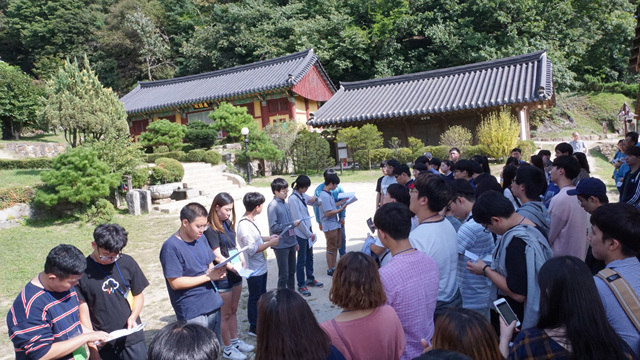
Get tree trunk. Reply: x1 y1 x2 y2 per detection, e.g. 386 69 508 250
10 118 21 140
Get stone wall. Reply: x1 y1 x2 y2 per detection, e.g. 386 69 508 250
2 142 69 158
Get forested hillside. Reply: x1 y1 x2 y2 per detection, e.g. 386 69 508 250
0 0 637 96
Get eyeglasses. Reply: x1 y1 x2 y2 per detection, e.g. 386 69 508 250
196 224 209 231
98 253 121 261
445 201 453 212
482 224 491 233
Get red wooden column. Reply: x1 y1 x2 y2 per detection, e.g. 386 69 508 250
288 96 296 121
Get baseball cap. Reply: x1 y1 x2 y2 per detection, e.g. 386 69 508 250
567 177 607 197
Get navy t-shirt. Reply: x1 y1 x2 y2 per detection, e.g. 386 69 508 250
159 234 223 320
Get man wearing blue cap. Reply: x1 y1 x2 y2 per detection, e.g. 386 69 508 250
567 177 608 274
567 177 609 214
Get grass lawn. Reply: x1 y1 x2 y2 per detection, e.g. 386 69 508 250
0 133 66 144
249 169 383 187
0 169 44 189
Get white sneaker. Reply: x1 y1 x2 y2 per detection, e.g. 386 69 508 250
223 347 247 360
235 339 255 352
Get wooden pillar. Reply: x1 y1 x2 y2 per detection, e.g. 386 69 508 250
175 112 181 125
517 106 530 140
289 96 296 121
304 98 310 120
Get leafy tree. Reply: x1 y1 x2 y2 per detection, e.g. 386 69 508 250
39 56 129 147
291 129 334 173
439 125 473 150
476 106 520 160
337 124 383 169
81 135 146 180
184 120 218 149
139 119 186 151
0 62 43 140
263 120 298 174
407 137 425 159
209 102 282 161
33 147 120 208
125 6 174 81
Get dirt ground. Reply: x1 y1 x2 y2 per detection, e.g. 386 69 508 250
0 180 378 360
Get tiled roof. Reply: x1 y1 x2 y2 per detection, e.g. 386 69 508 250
308 51 553 126
121 49 336 115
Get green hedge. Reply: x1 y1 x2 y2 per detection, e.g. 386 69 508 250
0 158 53 169
424 145 449 160
202 151 222 165
150 158 185 184
145 150 221 165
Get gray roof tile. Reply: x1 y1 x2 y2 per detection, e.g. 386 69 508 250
308 51 553 126
120 49 336 115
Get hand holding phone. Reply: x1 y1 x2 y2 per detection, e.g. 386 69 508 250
493 298 521 328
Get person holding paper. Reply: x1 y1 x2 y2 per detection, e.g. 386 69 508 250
159 203 227 346
267 178 302 290
76 224 149 360
204 193 254 360
289 175 323 297
237 192 280 337
7 244 109 360
319 173 349 276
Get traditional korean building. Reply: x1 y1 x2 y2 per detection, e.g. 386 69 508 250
120 49 336 139
308 51 555 145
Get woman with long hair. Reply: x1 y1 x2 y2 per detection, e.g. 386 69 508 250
320 252 405 360
572 152 590 186
255 289 345 360
427 308 502 360
289 175 323 297
500 256 636 359
501 165 520 210
204 192 253 360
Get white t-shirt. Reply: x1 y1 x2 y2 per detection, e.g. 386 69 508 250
409 218 459 302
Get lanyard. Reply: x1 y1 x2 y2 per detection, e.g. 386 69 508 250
221 222 236 249
293 192 306 206
37 275 78 340
89 255 128 296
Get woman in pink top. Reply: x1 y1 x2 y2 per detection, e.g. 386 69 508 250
320 252 406 360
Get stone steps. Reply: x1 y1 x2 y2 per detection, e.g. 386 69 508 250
181 162 241 196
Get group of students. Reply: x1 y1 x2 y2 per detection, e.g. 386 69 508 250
7 134 640 360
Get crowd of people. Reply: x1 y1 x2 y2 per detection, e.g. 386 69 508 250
6 132 640 360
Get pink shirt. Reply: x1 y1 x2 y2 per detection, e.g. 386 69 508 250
320 305 406 360
379 250 439 360
548 186 589 259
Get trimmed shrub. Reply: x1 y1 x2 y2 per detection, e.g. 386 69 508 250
395 148 414 164
155 145 169 153
202 151 222 165
139 119 185 151
516 140 538 160
0 158 52 169
184 120 219 149
423 145 449 160
145 151 187 163
462 145 489 158
370 148 394 164
75 198 115 225
150 157 184 184
353 150 370 170
186 149 206 162
131 167 150 188
290 129 333 174
181 144 196 153
33 147 120 208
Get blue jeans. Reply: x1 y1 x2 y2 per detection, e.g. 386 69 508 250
296 236 315 288
273 245 296 290
246 273 267 326
339 224 346 256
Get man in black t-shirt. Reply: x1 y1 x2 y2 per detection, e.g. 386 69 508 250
77 224 149 360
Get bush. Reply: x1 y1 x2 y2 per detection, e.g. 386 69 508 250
202 151 222 165
155 145 169 153
423 145 449 160
150 157 184 184
184 121 218 149
476 107 520 160
81 136 145 183
353 150 370 170
145 151 187 163
290 129 333 173
394 148 414 164
186 149 206 162
0 158 52 169
139 119 185 151
582 74 639 98
370 148 394 164
181 144 196 153
131 167 150 188
439 125 473 149
33 147 120 208
0 186 36 210
516 140 537 160
462 145 489 158
75 198 115 225
407 137 426 159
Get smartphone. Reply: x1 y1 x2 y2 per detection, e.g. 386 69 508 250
493 298 521 327
366 218 376 233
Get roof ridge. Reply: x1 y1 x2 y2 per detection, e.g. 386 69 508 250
340 50 547 90
138 48 314 88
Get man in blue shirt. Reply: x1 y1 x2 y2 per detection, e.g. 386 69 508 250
589 203 640 357
159 203 227 344
314 169 347 257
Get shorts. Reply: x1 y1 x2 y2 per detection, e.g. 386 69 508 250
324 228 341 253
215 269 243 292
